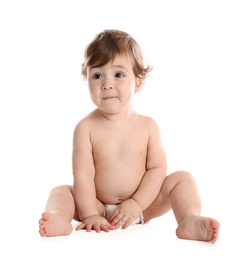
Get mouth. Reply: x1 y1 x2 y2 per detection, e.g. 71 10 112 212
103 96 117 99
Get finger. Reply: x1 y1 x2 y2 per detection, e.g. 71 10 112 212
114 216 129 229
86 224 92 232
76 223 85 231
93 224 101 233
122 218 133 230
108 209 120 223
111 213 124 226
100 224 109 232
106 222 118 230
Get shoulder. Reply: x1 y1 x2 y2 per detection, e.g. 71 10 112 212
73 109 101 140
135 114 163 146
74 109 100 131
135 113 160 133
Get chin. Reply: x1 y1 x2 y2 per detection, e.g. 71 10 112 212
99 105 121 114
101 108 120 115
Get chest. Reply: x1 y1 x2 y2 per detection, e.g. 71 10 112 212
91 125 149 160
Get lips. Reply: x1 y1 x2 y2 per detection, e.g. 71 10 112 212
103 96 117 99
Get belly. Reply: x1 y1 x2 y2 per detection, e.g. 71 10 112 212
95 164 146 204
92 134 148 204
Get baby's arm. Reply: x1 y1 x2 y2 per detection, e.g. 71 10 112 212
109 119 167 228
131 119 167 209
72 120 114 232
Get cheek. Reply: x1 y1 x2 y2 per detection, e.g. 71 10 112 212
119 88 135 104
119 80 136 93
89 82 98 94
88 85 100 102
127 82 136 97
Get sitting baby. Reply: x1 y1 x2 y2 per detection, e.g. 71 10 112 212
39 29 220 243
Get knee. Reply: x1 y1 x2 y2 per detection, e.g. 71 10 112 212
161 171 194 194
51 185 72 194
168 170 194 182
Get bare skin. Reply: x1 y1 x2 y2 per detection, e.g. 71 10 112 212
39 55 220 242
39 212 73 237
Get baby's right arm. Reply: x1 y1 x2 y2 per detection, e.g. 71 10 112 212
72 119 116 232
72 119 99 220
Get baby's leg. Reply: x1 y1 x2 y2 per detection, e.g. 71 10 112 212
143 171 220 243
39 185 76 237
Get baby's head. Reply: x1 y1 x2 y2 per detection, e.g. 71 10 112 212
81 29 152 81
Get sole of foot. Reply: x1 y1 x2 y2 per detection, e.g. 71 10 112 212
176 216 220 243
39 212 73 237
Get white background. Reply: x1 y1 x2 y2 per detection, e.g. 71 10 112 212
0 0 247 259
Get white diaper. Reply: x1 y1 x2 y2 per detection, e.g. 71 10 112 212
103 204 144 225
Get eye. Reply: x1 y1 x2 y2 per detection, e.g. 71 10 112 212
115 72 124 78
93 74 102 79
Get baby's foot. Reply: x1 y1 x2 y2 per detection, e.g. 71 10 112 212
176 216 220 243
39 212 73 237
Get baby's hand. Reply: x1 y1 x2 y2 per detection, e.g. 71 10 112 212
76 215 116 233
108 199 142 230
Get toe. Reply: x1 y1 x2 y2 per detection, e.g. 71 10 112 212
39 218 44 225
211 219 220 229
210 220 220 243
211 230 219 243
42 212 51 221
39 224 45 230
39 229 46 237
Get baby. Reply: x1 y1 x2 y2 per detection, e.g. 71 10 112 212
39 29 220 242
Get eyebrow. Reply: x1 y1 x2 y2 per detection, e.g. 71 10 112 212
89 64 129 72
112 65 128 70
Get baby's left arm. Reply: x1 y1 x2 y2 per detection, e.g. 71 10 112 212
109 118 167 228
131 118 167 210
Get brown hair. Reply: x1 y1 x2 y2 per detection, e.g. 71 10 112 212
81 29 153 80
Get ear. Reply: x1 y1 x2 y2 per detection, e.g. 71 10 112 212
135 77 144 93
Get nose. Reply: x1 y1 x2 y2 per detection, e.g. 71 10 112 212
101 81 114 90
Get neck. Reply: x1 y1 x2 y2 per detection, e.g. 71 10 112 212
99 106 134 122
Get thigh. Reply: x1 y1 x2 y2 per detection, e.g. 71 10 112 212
142 190 171 222
67 185 105 221
142 171 193 222
142 176 173 222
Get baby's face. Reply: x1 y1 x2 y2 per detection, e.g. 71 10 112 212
87 55 142 116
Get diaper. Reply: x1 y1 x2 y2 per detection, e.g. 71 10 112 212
103 204 144 225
